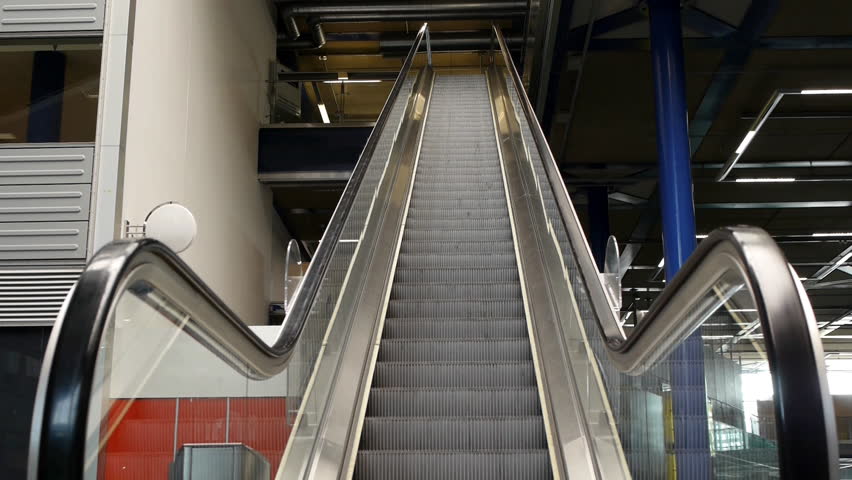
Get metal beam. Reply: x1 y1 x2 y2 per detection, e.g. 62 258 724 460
571 35 852 51
681 6 737 38
538 0 574 136
810 245 852 281
565 6 646 45
689 0 779 156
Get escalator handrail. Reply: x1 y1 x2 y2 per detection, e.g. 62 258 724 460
274 22 430 356
28 24 431 480
493 24 838 479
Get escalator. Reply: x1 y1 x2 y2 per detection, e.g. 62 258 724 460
28 24 838 480
355 74 550 478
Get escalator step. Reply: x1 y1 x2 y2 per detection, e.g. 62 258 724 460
404 216 510 230
399 240 515 254
354 450 552 480
366 387 541 417
359 417 547 450
390 282 521 301
393 267 518 284
377 339 531 362
402 228 513 243
373 361 536 387
386 299 525 318
396 253 518 269
382 318 526 339
406 207 510 219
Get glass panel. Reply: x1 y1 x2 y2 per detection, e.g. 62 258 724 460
502 66 781 479
281 49 426 470
84 275 288 480
78 51 420 477
0 45 101 144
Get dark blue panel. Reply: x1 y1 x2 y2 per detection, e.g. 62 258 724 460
587 186 610 271
27 51 66 143
540 0 575 138
0 327 51 479
689 0 779 155
258 126 372 173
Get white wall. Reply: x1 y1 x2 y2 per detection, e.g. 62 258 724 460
122 0 286 324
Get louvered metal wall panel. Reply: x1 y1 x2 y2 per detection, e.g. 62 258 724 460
0 221 87 260
0 267 82 324
0 145 94 185
0 0 104 33
0 183 91 222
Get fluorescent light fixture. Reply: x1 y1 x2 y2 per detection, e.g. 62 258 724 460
812 232 852 237
657 258 665 268
318 103 330 124
734 177 796 183
800 89 852 95
696 234 709 239
323 79 382 84
735 130 757 155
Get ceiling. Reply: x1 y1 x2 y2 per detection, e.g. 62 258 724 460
267 0 852 357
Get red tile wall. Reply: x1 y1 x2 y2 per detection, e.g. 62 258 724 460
102 397 290 480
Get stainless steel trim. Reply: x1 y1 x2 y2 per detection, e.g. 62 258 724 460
492 26 627 349
486 65 629 480
277 65 435 480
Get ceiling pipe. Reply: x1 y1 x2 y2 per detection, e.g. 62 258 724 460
279 22 327 49
379 32 524 52
278 31 524 52
306 10 524 24
277 0 526 39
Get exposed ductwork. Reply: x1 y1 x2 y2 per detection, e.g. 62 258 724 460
277 0 527 40
306 10 524 25
278 31 524 53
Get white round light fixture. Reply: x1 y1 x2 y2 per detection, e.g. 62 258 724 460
145 202 197 253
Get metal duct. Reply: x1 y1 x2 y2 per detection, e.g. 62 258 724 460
306 10 524 24
279 32 524 52
379 32 524 52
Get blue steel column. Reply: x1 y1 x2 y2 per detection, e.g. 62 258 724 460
648 0 711 478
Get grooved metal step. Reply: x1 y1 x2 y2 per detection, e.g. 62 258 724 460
377 339 532 362
355 451 552 480
393 267 519 283
386 299 526 318
382 318 527 339
390 282 522 300
366 387 542 416
373 362 536 387
360 417 548 450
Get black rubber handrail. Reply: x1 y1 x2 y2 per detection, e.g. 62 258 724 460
28 24 432 480
492 24 838 480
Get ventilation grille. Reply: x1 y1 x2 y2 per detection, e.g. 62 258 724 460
0 267 83 324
